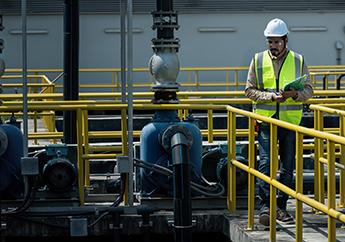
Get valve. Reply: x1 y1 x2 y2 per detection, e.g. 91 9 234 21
149 4 180 104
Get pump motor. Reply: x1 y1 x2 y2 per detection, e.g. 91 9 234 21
42 144 77 193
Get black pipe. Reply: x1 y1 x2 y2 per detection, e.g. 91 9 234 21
171 132 192 242
156 0 174 40
63 0 79 144
336 74 345 90
111 211 121 242
322 75 327 90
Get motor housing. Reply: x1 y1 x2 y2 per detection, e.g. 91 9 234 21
42 144 77 193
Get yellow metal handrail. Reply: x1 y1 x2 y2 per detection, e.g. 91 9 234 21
0 74 55 144
0 100 345 241
5 65 345 91
226 105 345 242
309 104 345 209
3 95 345 144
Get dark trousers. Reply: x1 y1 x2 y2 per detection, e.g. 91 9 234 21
257 124 295 211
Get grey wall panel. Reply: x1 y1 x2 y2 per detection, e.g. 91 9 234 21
2 15 63 68
1 12 345 85
1 1 345 14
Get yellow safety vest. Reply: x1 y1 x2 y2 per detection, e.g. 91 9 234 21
254 50 303 125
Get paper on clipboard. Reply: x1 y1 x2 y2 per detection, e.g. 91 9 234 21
283 74 308 91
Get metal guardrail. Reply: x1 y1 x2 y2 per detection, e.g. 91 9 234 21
1 101 345 241
226 105 345 242
309 104 345 210
4 65 345 91
3 94 345 145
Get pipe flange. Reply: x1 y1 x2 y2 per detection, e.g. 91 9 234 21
0 127 8 156
161 125 193 152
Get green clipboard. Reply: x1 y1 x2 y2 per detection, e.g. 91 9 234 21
283 74 308 91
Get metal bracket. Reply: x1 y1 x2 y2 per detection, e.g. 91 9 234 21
116 156 130 173
21 157 39 176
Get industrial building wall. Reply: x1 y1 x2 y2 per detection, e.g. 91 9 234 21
2 12 345 69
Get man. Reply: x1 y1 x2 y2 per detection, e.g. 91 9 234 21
245 18 313 226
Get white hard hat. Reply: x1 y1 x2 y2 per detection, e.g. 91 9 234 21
264 18 289 37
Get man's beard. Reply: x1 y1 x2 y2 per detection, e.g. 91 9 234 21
270 48 279 57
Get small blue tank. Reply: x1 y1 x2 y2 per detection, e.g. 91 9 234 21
0 124 24 199
140 110 202 196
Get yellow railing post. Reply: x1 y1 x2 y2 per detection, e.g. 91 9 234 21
313 108 326 212
195 70 200 91
76 108 85 205
227 110 236 212
33 111 38 145
318 111 325 204
313 110 321 203
112 71 116 93
269 124 277 242
82 110 90 187
225 71 229 91
120 108 129 204
207 109 213 143
183 109 189 120
178 109 183 120
121 108 129 156
296 132 304 242
339 116 345 208
247 117 255 230
187 71 192 83
235 70 239 91
327 140 336 242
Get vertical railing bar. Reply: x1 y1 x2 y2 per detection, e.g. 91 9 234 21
340 116 345 208
76 108 84 205
269 123 277 242
247 117 255 230
327 140 336 242
319 111 325 204
296 132 304 242
227 110 236 212
314 110 320 204
82 110 90 187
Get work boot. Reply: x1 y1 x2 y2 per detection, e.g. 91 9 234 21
276 209 294 224
259 207 270 226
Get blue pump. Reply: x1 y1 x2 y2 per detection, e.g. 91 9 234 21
0 124 24 199
140 110 202 196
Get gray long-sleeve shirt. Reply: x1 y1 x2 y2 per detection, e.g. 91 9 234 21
245 49 313 102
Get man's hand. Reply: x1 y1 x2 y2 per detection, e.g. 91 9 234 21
272 93 286 103
281 90 298 99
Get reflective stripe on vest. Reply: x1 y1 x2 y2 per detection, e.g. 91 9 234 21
255 103 303 111
254 50 303 125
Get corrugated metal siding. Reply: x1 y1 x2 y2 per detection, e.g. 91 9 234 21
1 0 345 15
